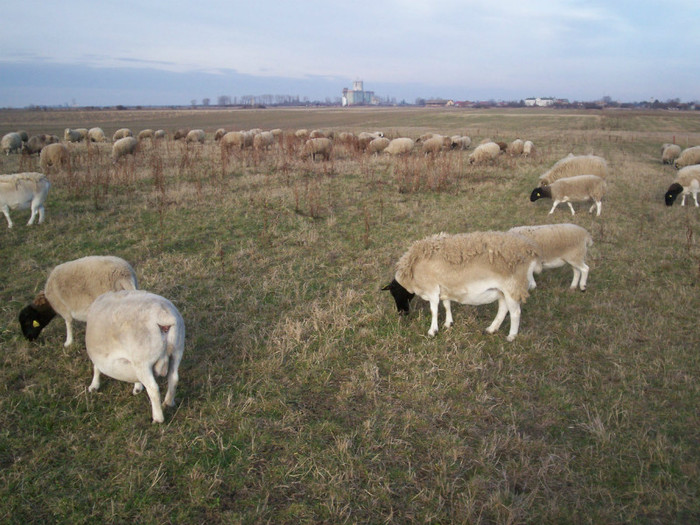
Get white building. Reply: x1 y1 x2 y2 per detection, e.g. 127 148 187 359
342 80 375 106
524 97 555 107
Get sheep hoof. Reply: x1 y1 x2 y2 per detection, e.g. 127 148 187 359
506 335 516 342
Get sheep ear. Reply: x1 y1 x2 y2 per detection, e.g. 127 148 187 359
33 320 40 328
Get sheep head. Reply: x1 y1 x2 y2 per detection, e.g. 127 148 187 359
18 293 57 341
382 279 414 315
530 186 551 202
665 183 683 206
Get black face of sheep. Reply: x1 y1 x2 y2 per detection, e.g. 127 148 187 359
18 303 57 341
530 187 549 202
665 183 683 206
382 279 414 315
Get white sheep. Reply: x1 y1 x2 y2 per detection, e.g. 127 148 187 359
1 132 22 154
112 128 133 141
85 290 185 423
468 142 501 164
673 146 700 169
295 129 310 140
88 127 106 143
523 140 535 157
508 223 593 291
367 137 390 154
538 154 608 186
450 135 471 150
23 134 59 155
154 130 167 140
138 129 155 140
421 135 450 155
507 139 524 156
64 128 86 143
40 143 71 173
112 136 138 162
530 174 607 216
301 137 332 161
18 255 138 347
173 128 190 141
213 128 226 141
0 172 50 228
384 137 415 156
253 131 275 150
661 144 681 165
186 129 206 144
665 165 700 207
383 231 541 341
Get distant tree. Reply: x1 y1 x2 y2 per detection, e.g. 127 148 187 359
202 98 210 106
217 95 231 106
191 99 197 107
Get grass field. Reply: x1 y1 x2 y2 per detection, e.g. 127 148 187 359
1 107 699 523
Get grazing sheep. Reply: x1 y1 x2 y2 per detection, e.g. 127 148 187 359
185 129 205 144
270 128 283 138
661 144 681 165
383 231 541 341
173 128 190 141
301 137 332 161
507 139 524 156
112 128 133 141
23 134 59 155
508 223 593 291
253 131 275 150
358 131 384 150
468 142 501 164
213 128 226 141
310 129 330 139
220 131 248 152
85 290 185 423
88 127 106 143
0 172 50 228
39 143 71 173
138 129 154 140
665 165 700 207
64 128 86 143
18 255 137 347
154 129 167 140
673 146 700 169
450 136 471 150
530 174 607 216
422 135 450 155
523 140 535 157
295 129 310 140
2 132 22 154
17 130 29 143
384 137 415 156
111 136 138 162
367 137 390 154
538 154 608 186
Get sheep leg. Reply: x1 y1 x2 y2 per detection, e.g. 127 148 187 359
1 205 13 228
442 299 453 329
162 354 182 408
428 295 440 336
88 365 101 392
63 318 74 347
485 294 508 336
589 201 602 216
137 365 165 423
548 200 561 214
693 192 699 207
133 382 143 395
680 194 686 206
578 263 590 291
503 295 521 342
567 202 576 215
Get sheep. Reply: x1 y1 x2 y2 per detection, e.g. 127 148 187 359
18 255 138 347
253 131 275 150
173 128 190 141
383 231 541 341
0 172 50 229
310 129 330 139
530 174 607 216
85 290 185 423
421 135 450 155
17 130 29 143
186 129 206 144
39 143 71 173
661 144 681 165
23 134 59 155
523 140 535 157
213 128 226 141
468 142 501 164
112 128 133 141
220 131 248 152
154 129 167 140
358 131 384 150
88 127 106 143
138 129 154 140
301 137 332 161
673 146 700 169
64 128 85 143
507 139 524 156
450 135 471 150
665 165 700 207
367 137 390 154
295 129 310 140
111 136 138 162
384 137 415 156
538 154 608 186
508 223 593 291
2 132 22 154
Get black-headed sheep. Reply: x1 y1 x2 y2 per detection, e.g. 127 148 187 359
19 255 138 347
530 174 607 216
85 290 185 423
0 172 50 228
665 165 700 207
383 231 541 341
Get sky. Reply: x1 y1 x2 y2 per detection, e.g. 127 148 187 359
1 0 699 108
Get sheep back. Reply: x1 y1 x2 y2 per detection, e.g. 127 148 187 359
539 154 608 186
111 137 138 161
674 146 700 168
88 127 106 143
40 143 70 173
548 174 607 202
186 129 206 143
661 144 681 164
468 142 501 164
508 224 592 264
384 137 415 156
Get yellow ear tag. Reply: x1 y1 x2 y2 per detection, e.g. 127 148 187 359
33 320 40 328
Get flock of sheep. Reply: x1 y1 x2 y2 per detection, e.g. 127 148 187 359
2 123 699 422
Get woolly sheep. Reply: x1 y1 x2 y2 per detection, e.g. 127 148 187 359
450 136 471 150
111 136 138 162
301 137 332 161
17 130 29 143
39 143 71 173
384 137 415 156
295 129 310 140
422 135 451 155
64 128 86 143
367 137 390 154
112 128 133 141
2 132 22 154
530 174 607 216
186 129 206 144
665 165 700 207
85 290 185 423
138 129 154 140
0 172 50 228
213 128 226 141
173 128 190 141
18 255 137 347
538 154 608 186
23 134 59 155
253 131 275 150
661 144 681 165
508 223 593 291
88 127 106 143
358 131 384 149
468 142 501 164
523 140 535 157
673 146 700 169
220 131 250 152
154 129 167 140
383 231 541 341
507 139 524 156
310 129 330 139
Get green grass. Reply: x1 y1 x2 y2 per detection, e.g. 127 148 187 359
1 107 700 523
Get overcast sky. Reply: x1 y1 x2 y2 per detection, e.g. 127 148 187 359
1 0 698 107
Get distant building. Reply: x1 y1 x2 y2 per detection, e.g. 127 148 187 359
524 97 555 107
425 99 454 107
342 80 375 106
